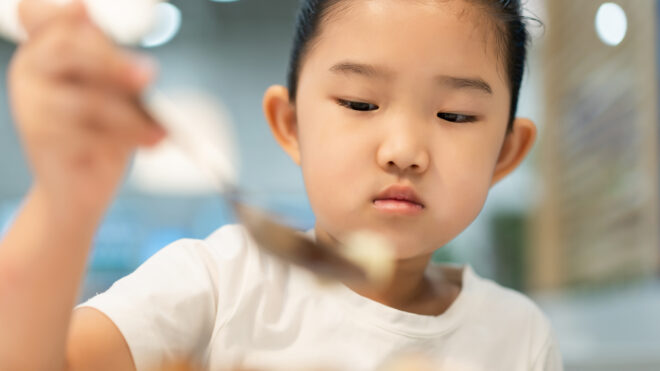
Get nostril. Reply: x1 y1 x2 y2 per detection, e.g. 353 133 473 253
386 161 421 171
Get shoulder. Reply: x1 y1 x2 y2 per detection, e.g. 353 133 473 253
202 223 293 278
77 224 300 369
201 223 308 304
119 224 255 292
83 223 287 318
467 268 552 329
151 224 295 300
75 224 259 369
152 223 277 273
464 267 561 367
433 263 554 336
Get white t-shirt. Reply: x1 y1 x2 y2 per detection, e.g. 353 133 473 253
80 224 563 371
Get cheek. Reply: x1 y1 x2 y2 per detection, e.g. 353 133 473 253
428 131 504 231
297 103 374 221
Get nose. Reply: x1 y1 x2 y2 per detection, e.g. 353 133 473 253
376 121 430 175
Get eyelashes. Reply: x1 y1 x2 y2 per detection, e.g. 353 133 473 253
335 99 478 123
436 112 477 124
336 99 379 111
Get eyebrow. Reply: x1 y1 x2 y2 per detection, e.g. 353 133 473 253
329 61 493 95
329 62 393 79
436 75 493 95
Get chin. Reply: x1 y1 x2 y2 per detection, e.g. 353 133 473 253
316 213 449 258
391 237 440 260
347 225 440 260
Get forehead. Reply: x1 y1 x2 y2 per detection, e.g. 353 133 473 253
305 0 506 92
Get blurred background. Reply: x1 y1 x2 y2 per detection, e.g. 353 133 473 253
0 0 659 370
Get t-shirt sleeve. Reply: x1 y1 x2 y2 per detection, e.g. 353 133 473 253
77 237 220 371
531 328 564 371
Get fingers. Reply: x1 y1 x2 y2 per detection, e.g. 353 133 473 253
19 0 86 38
19 0 153 93
14 0 164 152
23 22 153 93
46 83 166 148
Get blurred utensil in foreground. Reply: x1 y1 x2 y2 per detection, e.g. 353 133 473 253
0 0 396 288
145 92 396 288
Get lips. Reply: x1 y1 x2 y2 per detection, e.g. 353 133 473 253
373 185 425 208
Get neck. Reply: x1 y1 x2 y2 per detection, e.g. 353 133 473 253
314 225 445 313
350 254 434 309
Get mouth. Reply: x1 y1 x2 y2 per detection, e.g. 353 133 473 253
372 185 425 215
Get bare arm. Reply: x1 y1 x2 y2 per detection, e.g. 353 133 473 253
0 187 97 370
67 307 136 371
0 0 163 369
0 188 135 371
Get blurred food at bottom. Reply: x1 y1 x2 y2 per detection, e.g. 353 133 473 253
158 352 441 371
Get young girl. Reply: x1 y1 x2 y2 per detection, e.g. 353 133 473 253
0 0 562 370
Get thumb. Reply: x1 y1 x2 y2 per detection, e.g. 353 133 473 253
19 0 87 38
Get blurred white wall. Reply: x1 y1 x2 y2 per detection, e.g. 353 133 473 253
0 0 306 199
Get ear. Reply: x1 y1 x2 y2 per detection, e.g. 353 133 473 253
491 118 537 186
263 85 301 165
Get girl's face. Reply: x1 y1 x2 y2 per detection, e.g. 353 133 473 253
276 0 532 259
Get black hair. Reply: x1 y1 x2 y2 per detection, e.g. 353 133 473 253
286 0 534 132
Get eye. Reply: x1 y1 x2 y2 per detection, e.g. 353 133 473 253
437 112 477 123
337 99 379 112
